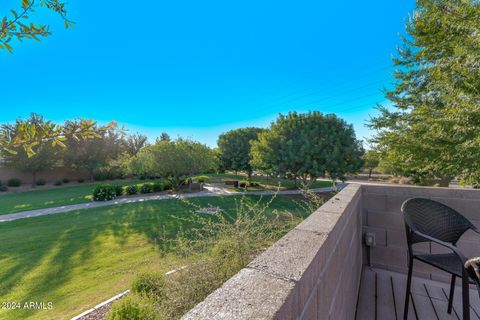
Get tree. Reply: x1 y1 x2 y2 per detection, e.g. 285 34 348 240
131 138 217 190
363 150 380 179
369 0 480 186
217 128 264 178
157 132 171 142
250 111 364 185
123 133 148 157
1 0 73 53
0 116 115 157
1 114 60 186
63 122 123 182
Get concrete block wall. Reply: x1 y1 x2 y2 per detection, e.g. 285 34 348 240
182 184 363 320
362 184 480 282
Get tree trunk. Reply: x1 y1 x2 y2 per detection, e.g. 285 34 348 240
31 171 37 188
368 168 373 179
89 169 94 183
247 170 252 181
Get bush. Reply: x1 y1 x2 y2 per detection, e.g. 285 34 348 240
113 185 124 196
77 178 85 183
194 175 209 183
126 185 139 195
108 295 158 320
162 181 172 191
140 183 154 194
132 272 167 299
0 186 8 192
35 179 46 186
62 178 70 183
93 172 108 181
152 182 163 193
7 178 21 187
249 181 260 187
54 181 63 186
92 185 116 201
239 180 248 188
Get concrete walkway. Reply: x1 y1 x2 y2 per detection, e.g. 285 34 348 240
0 184 344 223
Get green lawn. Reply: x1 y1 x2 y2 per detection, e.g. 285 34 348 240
0 195 314 320
198 173 334 189
0 180 151 215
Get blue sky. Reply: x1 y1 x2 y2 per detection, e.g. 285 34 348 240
0 0 415 147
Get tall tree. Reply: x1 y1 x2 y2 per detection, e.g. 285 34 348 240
369 0 480 186
1 0 73 53
1 114 60 186
63 122 123 182
250 111 364 185
217 127 264 178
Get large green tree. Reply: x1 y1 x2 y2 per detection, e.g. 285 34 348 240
130 138 218 190
363 150 380 179
1 114 60 186
369 0 480 186
217 127 264 178
250 111 364 185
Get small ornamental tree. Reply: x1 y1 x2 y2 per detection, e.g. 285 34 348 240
131 139 218 190
217 127 264 178
250 111 364 185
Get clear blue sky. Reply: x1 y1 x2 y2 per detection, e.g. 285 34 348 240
0 0 415 147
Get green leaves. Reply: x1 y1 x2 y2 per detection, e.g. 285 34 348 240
250 111 364 183
1 0 73 53
370 0 480 186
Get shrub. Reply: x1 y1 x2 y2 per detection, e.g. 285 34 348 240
132 272 167 299
126 185 139 195
152 182 163 193
113 185 124 196
77 178 85 183
92 185 116 201
7 178 21 187
108 295 158 320
249 181 260 187
0 186 8 192
239 180 248 188
162 181 172 191
62 178 70 183
35 179 46 186
140 183 154 194
194 175 209 183
54 181 63 186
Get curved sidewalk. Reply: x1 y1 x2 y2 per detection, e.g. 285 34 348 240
0 184 344 223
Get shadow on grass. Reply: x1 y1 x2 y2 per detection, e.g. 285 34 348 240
0 195 315 319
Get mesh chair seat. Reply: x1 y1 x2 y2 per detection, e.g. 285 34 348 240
416 253 467 278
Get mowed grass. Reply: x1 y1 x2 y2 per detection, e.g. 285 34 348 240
0 194 315 320
0 180 150 215
200 173 334 189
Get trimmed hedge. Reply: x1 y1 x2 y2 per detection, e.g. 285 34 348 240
140 183 154 194
35 179 46 186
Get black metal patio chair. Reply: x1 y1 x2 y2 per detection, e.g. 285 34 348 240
402 198 480 320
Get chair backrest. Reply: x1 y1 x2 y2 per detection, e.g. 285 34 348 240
402 198 474 245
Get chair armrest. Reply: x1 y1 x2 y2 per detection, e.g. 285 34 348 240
412 229 467 263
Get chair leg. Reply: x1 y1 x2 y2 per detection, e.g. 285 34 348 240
462 269 470 320
404 257 414 320
448 274 456 314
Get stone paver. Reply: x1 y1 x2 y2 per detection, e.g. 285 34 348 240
0 184 344 223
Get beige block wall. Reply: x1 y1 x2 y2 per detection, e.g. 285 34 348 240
0 167 90 184
182 184 364 320
362 184 480 283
